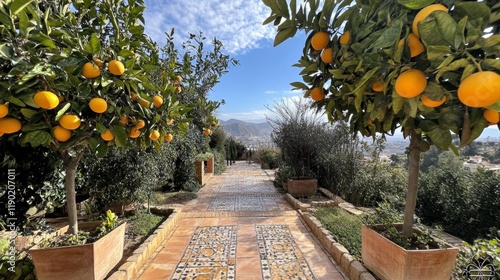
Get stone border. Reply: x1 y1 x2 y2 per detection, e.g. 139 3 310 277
300 211 377 280
107 207 182 280
284 187 338 212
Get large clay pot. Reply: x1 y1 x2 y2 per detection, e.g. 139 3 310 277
362 224 459 280
287 178 317 197
30 222 126 280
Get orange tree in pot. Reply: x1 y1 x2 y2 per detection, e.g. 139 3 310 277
264 0 499 278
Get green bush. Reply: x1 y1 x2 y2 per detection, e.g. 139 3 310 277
128 211 165 236
274 164 294 188
258 147 281 169
313 207 362 259
453 234 500 279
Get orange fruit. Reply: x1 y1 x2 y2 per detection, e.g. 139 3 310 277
394 69 427 98
153 95 163 108
339 31 350 45
108 60 125 76
138 98 151 108
0 132 3 137
421 94 446 108
59 114 81 130
372 80 385 92
82 62 101 79
149 130 160 141
203 128 212 136
120 115 128 124
399 33 425 58
58 95 65 102
0 103 9 118
101 129 114 141
167 119 174 125
93 57 104 68
89 97 108 113
33 91 60 110
310 87 325 102
483 109 500 124
320 48 333 63
175 86 182 94
165 133 173 142
458 71 500 108
129 127 140 138
131 92 138 101
412 4 448 37
53 125 71 142
210 120 217 126
0 118 21 134
174 75 182 84
311 31 329 51
136 119 146 129
367 119 373 125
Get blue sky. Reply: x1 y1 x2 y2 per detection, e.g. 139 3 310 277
143 0 305 123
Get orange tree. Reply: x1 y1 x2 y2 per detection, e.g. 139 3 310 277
263 0 500 236
0 0 197 234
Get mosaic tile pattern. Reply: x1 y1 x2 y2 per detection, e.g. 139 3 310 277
208 196 266 211
216 176 276 193
256 225 315 280
171 226 237 280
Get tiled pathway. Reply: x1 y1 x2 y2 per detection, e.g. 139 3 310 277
134 162 347 280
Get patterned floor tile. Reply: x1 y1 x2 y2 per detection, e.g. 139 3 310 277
256 225 315 280
208 196 266 211
171 226 237 280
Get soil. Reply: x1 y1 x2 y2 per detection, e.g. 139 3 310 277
298 192 330 203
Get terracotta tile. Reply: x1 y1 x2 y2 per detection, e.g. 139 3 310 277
237 257 262 275
164 236 190 248
177 218 200 227
218 217 238 225
137 264 173 280
171 226 197 237
236 274 264 280
237 244 259 258
152 250 184 264
197 217 220 226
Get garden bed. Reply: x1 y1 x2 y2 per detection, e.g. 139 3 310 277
285 187 339 211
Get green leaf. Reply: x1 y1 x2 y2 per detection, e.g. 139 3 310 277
419 11 457 47
370 19 403 50
290 82 309 90
20 130 52 147
5 96 26 107
22 123 49 132
20 108 38 119
436 58 468 81
112 125 127 147
89 33 101 54
482 59 500 72
95 123 107 133
274 26 297 46
487 100 500 111
481 35 500 53
96 143 108 158
453 2 491 30
55 103 71 121
391 90 405 114
397 0 435 10
9 0 35 15
0 43 14 60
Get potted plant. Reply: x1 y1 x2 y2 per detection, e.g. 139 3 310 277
264 0 497 278
29 210 126 280
268 98 324 197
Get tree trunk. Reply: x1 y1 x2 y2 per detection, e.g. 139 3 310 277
61 150 84 235
402 130 422 237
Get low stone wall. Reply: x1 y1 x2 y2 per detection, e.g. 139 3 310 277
107 207 182 280
284 187 338 212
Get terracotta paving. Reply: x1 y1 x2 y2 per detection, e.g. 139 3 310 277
134 162 347 280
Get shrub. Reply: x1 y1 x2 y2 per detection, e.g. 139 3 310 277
453 234 500 279
258 147 281 169
313 207 362 259
274 164 294 188
128 211 165 236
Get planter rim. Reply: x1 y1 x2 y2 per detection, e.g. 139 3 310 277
361 224 458 252
29 222 127 252
288 177 317 181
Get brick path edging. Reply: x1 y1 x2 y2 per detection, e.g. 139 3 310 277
107 208 182 280
284 187 339 212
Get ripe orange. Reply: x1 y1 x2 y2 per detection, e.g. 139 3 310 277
53 125 71 142
339 31 350 45
120 115 128 124
412 4 448 37
149 130 160 141
175 86 182 94
0 118 21 134
93 57 104 68
174 75 182 84
483 109 500 124
321 48 333 63
138 98 151 108
372 80 385 92
136 119 146 129
131 92 138 101
153 95 163 108
210 120 217 126
311 31 329 51
165 133 173 142
394 69 427 98
0 103 9 118
399 33 425 57
82 62 101 79
310 87 325 102
34 91 60 110
421 94 446 108
58 95 65 102
59 114 81 130
89 97 108 113
129 127 141 138
457 71 500 108
203 128 212 136
101 129 114 141
108 60 125 76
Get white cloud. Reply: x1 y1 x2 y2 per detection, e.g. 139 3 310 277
143 0 277 54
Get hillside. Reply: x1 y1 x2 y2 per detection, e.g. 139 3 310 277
220 119 273 147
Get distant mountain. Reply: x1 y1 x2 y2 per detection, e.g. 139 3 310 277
220 119 274 147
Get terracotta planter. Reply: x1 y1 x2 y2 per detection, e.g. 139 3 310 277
30 222 126 280
361 224 459 280
287 178 317 197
